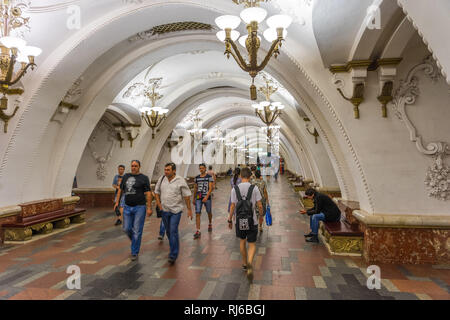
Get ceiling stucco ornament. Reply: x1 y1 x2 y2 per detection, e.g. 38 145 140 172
128 21 214 42
392 55 449 201
88 121 115 181
62 76 83 103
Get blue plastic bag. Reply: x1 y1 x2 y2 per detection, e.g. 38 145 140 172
265 205 272 226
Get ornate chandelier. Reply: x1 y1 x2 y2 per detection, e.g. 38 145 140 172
137 78 169 139
215 0 292 100
0 0 42 133
253 76 284 127
187 112 207 140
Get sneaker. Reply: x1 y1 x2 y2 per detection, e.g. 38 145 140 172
158 235 163 241
242 264 248 271
304 232 314 238
208 224 212 232
114 219 122 226
193 231 201 239
246 265 254 282
131 254 138 261
305 235 319 243
168 258 175 265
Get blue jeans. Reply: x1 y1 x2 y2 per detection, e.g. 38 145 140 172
161 210 182 260
122 205 146 255
159 219 166 237
310 213 326 235
195 198 212 214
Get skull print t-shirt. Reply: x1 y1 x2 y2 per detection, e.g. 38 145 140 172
120 173 151 207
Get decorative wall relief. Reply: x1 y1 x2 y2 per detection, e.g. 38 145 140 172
51 77 83 125
88 121 115 181
392 55 450 200
425 152 450 201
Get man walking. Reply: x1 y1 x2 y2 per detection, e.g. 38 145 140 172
155 163 193 265
193 163 214 239
112 164 125 226
300 188 341 243
114 160 152 261
228 167 263 282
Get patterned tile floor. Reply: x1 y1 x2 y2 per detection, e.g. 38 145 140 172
0 176 449 300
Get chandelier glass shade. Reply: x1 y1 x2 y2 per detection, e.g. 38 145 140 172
0 0 42 133
215 1 291 100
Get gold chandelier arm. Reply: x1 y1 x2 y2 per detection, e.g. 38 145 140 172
257 39 282 72
0 54 17 85
227 40 250 72
7 63 36 86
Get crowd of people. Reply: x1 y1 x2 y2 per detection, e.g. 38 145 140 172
111 160 339 282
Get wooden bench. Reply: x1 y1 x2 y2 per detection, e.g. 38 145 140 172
2 199 86 242
319 217 364 256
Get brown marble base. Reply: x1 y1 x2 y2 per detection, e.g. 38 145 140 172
361 224 450 265
72 191 115 208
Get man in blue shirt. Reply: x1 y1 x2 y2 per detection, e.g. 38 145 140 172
112 164 125 226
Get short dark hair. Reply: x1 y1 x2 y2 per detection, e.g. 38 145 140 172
165 162 176 171
255 170 261 178
241 167 251 179
208 165 212 170
305 188 316 197
251 165 256 172
131 160 141 167
199 163 206 168
118 165 125 169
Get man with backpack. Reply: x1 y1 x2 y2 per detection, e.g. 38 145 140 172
227 167 263 282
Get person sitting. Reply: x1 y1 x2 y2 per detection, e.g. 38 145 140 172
299 188 341 243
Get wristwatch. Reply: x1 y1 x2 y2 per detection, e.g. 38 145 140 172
227 219 232 224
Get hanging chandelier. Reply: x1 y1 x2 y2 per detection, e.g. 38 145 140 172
253 75 284 127
215 0 292 100
0 0 42 133
138 78 169 139
187 112 207 140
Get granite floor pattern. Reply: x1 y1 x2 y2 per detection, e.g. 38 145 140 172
0 176 449 300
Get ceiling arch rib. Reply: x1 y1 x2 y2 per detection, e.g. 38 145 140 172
1 2 360 209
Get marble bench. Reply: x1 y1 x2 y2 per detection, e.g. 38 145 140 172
2 198 86 242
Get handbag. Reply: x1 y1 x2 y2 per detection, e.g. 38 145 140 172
265 205 272 226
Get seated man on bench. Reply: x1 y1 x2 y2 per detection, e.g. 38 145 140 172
300 188 341 243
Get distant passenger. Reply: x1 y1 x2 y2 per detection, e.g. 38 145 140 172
112 164 125 226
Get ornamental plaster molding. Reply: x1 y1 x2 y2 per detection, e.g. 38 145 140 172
396 0 448 84
283 49 374 211
88 121 115 181
392 55 449 201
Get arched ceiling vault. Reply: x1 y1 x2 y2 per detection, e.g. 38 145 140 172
1 0 404 207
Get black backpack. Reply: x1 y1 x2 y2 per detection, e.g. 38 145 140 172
234 185 256 231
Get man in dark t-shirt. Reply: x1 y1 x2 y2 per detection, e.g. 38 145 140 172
192 163 214 239
114 160 152 261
